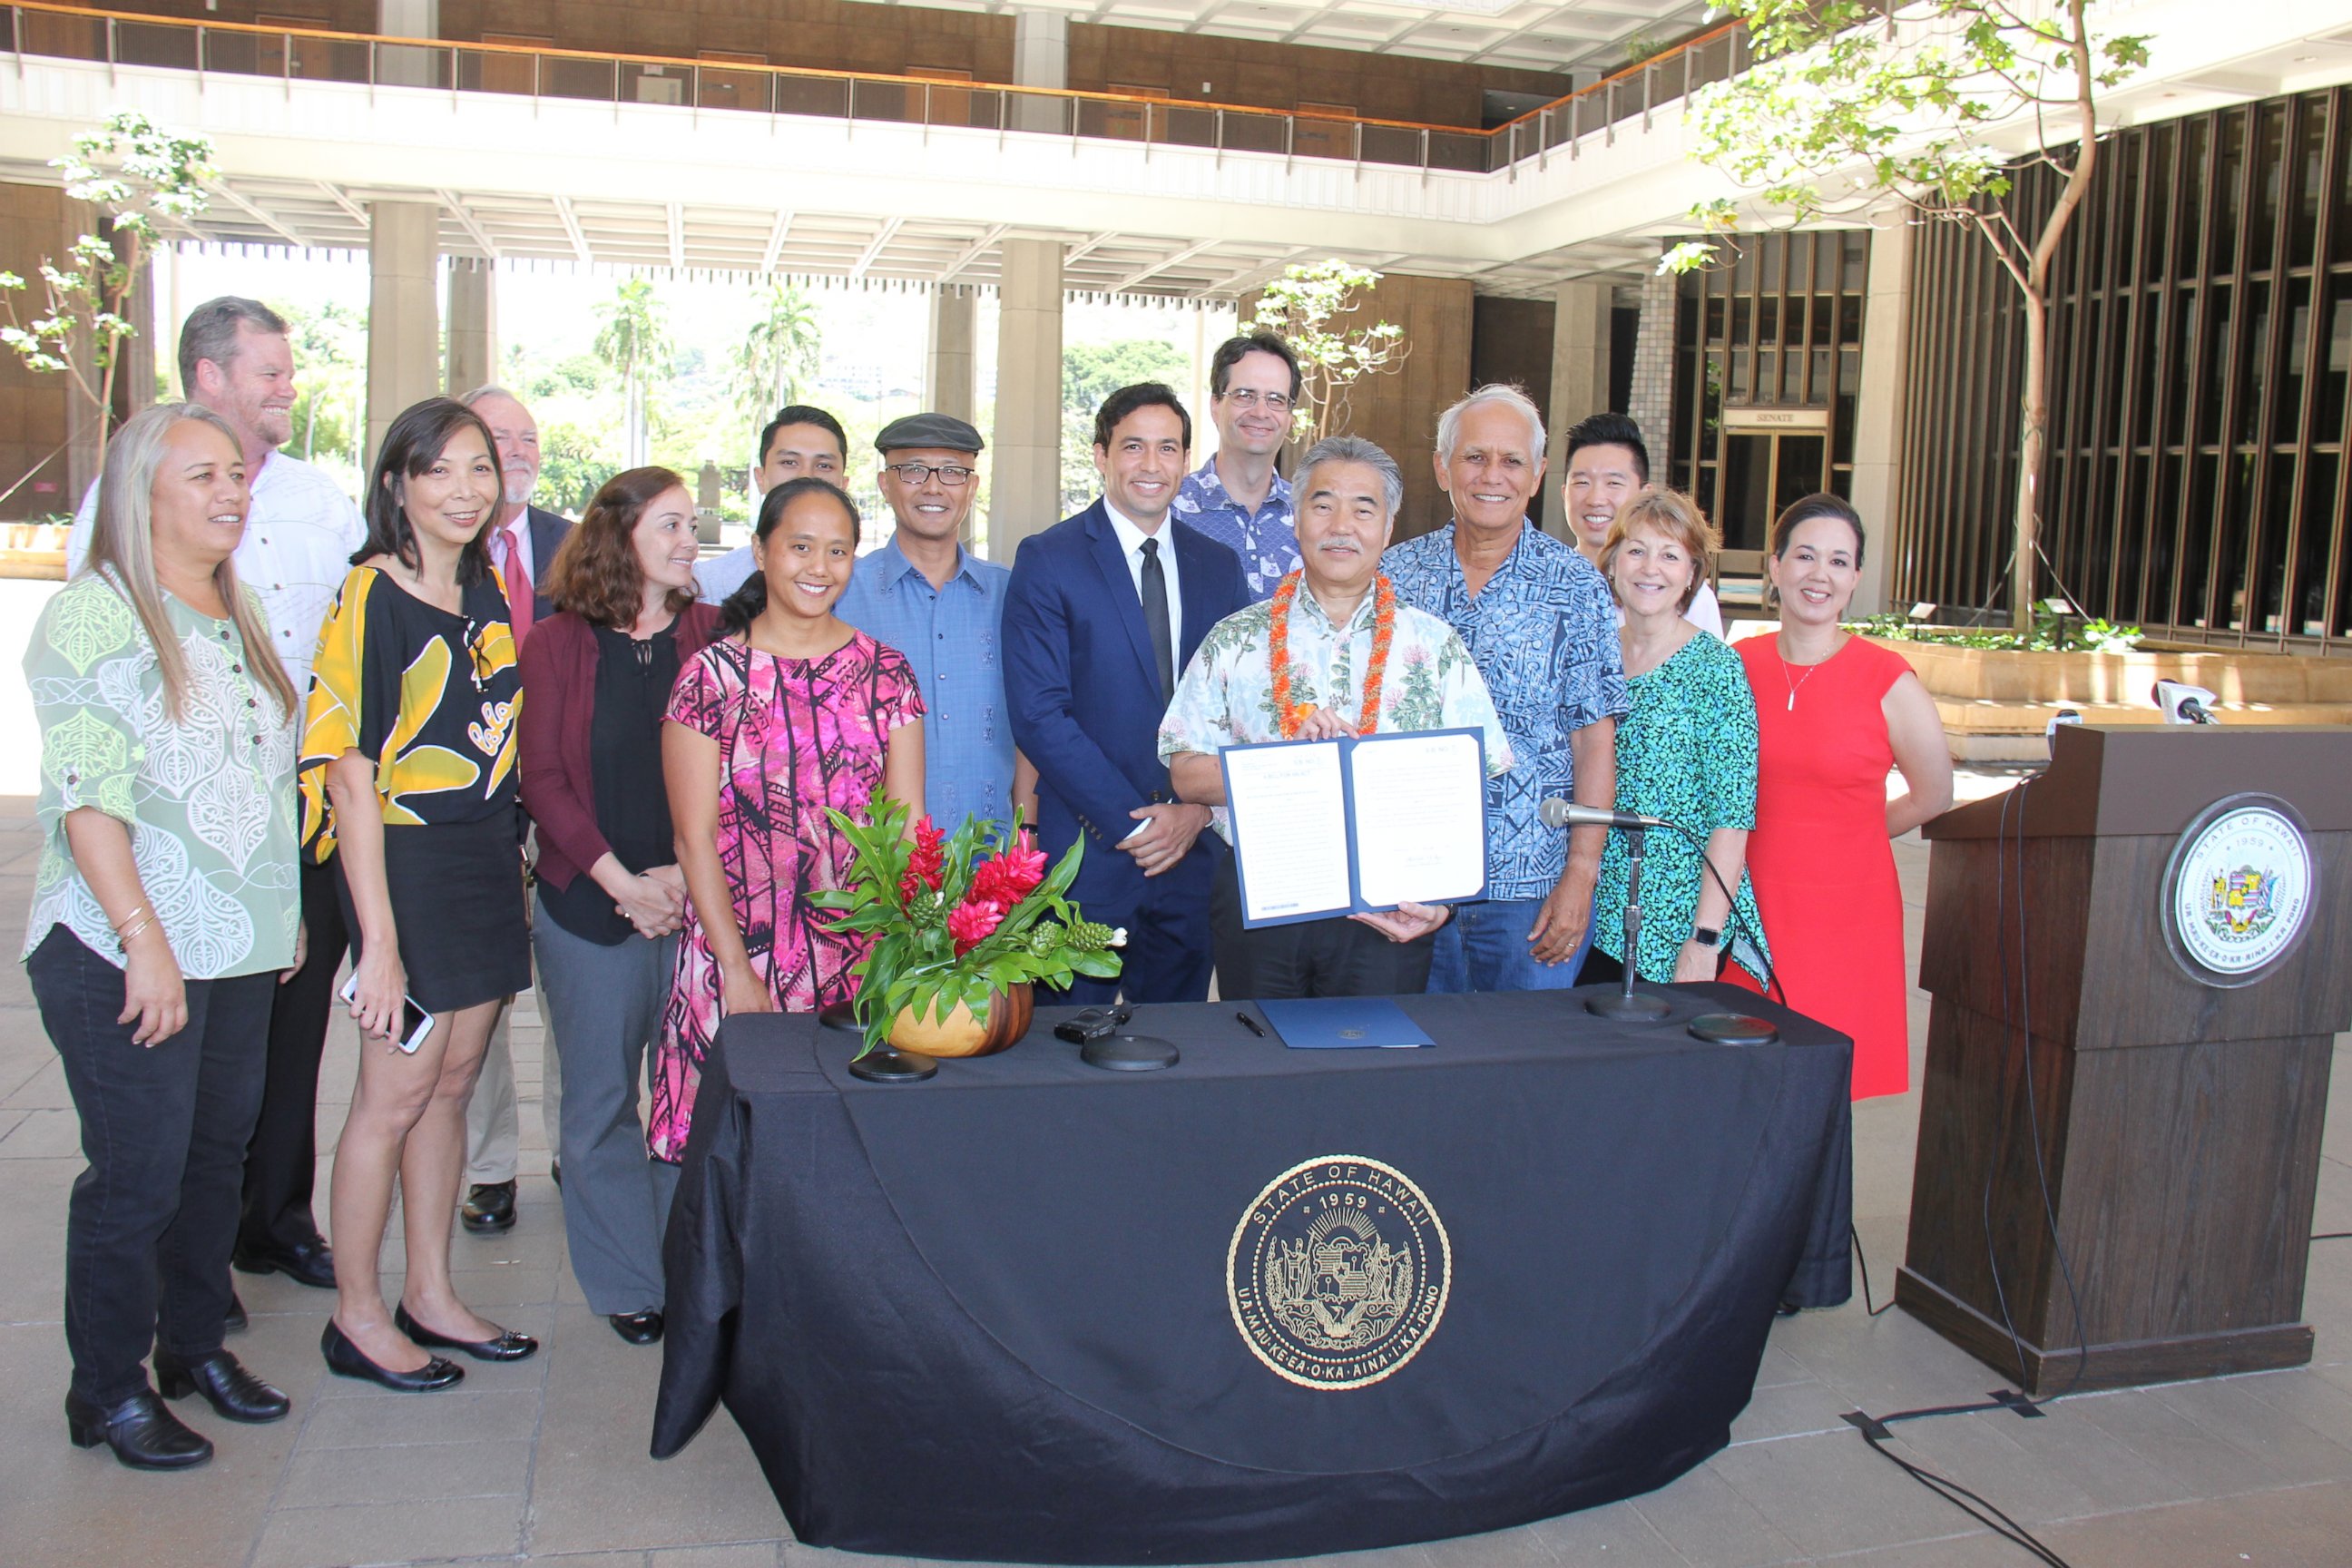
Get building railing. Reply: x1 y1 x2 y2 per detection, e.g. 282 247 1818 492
5 2 1749 181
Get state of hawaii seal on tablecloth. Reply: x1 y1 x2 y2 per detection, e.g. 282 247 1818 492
2161 792 2317 988
1227 1156 1450 1390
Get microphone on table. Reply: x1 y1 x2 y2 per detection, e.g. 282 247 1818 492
1539 799 1671 832
1537 798 1673 1023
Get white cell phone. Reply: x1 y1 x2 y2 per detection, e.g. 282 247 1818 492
339 973 436 1054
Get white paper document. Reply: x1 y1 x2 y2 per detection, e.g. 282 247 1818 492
1219 729 1489 927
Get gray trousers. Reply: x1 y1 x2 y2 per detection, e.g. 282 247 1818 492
530 890 680 1315
465 975 564 1183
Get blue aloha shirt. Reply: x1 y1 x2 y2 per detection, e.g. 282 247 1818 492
1382 521 1629 901
1171 456 1298 602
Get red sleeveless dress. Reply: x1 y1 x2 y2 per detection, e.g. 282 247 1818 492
1726 634 1913 1100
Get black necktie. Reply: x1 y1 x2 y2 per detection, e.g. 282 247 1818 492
1139 535 1174 702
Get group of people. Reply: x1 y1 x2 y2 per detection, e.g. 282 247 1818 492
25 302 1952 1474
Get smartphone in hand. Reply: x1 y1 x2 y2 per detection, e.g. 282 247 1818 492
338 973 436 1054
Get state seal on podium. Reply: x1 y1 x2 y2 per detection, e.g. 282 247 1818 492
2162 793 2316 987
1227 1156 1451 1390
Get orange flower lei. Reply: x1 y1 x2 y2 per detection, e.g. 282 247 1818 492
1269 570 1398 740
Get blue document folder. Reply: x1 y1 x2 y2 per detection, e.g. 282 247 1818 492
1257 997 1435 1051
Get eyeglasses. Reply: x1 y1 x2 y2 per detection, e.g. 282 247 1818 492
885 462 976 487
1218 389 1295 412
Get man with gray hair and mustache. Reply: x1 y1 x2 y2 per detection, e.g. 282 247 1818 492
1159 436 1513 1001
451 384 572 1238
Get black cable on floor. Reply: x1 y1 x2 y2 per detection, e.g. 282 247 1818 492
1840 1411 2078 1568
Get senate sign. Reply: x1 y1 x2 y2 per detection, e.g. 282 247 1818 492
2161 795 2316 987
1227 1156 1450 1390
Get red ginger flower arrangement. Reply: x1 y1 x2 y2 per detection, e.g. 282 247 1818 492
812 792 1124 1056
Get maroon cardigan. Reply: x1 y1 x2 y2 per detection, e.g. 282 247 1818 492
518 603 724 894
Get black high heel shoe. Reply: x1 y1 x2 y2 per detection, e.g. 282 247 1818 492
154 1348 289 1423
320 1319 465 1392
65 1387 212 1470
393 1303 538 1363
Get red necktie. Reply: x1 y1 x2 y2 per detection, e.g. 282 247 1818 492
495 525 534 644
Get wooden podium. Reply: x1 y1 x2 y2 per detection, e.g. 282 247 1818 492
1898 724 2351 1396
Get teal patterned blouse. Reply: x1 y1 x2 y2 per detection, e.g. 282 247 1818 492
23 576 301 977
1590 631 1771 985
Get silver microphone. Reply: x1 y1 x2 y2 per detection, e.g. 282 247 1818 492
1539 799 1671 831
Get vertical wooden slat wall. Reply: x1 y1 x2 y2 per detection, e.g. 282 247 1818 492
1893 85 2352 654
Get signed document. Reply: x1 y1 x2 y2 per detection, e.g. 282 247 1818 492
1219 729 1489 928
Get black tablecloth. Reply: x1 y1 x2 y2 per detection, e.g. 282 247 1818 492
651 984 1853 1564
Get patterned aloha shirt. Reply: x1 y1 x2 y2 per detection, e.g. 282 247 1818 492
1382 521 1629 901
1171 456 1298 601
24 575 300 977
1157 575 1515 845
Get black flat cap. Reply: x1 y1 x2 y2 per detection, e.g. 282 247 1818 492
876 412 985 455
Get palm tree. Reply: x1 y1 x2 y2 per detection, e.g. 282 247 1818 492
731 281 822 431
593 277 671 466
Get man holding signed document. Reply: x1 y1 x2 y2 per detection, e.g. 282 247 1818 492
1159 436 1513 1001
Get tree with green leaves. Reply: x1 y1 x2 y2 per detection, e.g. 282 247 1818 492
731 280 822 430
1669 0 2147 631
1244 261 1406 448
0 111 212 488
593 276 671 466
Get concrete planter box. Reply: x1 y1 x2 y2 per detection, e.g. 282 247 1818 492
1849 635 2352 760
1863 636 2352 707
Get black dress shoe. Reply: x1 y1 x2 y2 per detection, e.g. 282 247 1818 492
393 1303 538 1362
225 1291 247 1333
154 1348 289 1424
232 1235 337 1289
608 1309 664 1346
460 1181 517 1233
65 1387 212 1470
319 1319 465 1392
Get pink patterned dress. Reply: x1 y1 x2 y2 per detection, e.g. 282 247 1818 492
648 632 924 1160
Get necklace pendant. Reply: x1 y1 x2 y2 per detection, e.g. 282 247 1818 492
1788 691 1797 711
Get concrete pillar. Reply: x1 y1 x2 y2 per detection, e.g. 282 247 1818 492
1543 278 1612 535
445 257 496 397
1623 260 1676 466
926 288 977 425
987 239 1064 561
367 200 442 466
1846 220 1912 618
377 0 441 88
1011 11 1069 135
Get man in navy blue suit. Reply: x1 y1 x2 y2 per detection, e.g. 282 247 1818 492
1005 383 1251 1004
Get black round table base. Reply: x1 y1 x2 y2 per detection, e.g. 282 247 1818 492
1586 991 1672 1021
1083 1034 1180 1072
1687 1013 1780 1047
848 1044 939 1083
818 1002 861 1035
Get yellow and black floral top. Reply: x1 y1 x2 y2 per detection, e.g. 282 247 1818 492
298 564 521 859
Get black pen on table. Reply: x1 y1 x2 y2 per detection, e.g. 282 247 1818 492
1235 1011 1267 1038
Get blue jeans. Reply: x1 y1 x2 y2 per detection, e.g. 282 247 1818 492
1426 894 1595 994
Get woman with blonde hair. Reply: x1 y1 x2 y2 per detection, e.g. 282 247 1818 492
25 402 303 1468
1583 488 1769 988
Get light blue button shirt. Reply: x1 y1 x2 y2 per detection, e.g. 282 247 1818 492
836 536 1019 836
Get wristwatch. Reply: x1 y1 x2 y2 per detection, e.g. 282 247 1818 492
1691 925 1725 950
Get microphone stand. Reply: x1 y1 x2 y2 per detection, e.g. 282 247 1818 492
1586 824 1671 1021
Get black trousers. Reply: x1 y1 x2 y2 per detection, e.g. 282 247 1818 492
239 852 348 1253
1210 857 1436 1002
28 927 276 1404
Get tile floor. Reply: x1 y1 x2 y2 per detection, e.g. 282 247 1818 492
1 780 2348 1568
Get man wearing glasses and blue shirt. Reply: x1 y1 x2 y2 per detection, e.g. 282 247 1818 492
836 412 1038 837
1172 332 1302 601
